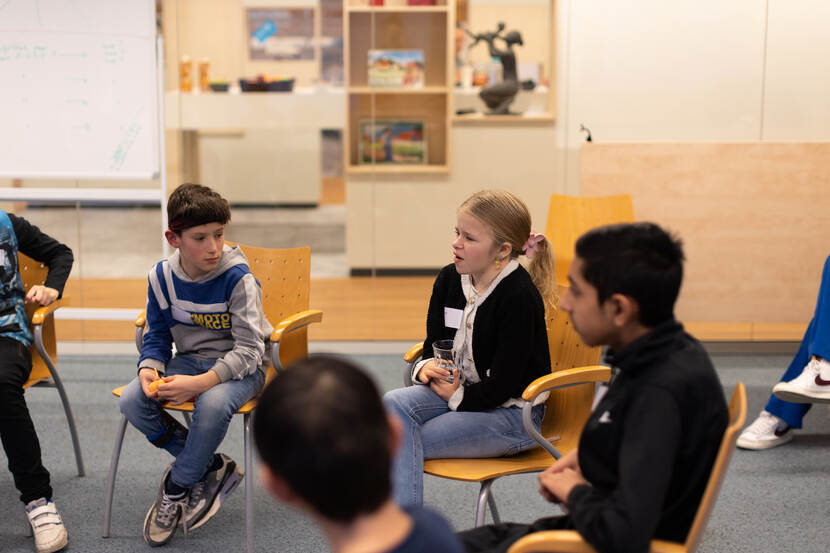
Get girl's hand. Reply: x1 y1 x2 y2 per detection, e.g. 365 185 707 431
416 359 452 383
429 369 461 401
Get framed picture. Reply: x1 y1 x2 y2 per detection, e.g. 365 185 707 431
368 49 424 88
246 8 314 61
359 120 426 164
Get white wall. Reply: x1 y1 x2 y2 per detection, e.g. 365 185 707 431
555 0 830 189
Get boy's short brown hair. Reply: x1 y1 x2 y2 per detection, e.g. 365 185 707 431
167 183 231 233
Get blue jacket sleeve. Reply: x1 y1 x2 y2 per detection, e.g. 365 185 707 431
137 280 173 372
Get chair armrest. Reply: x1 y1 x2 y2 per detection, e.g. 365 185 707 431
135 310 146 328
31 297 68 325
404 342 424 363
270 310 323 343
522 366 611 402
508 530 598 553
270 310 323 372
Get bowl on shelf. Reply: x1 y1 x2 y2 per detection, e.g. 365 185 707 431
209 81 229 92
238 78 268 92
266 78 295 92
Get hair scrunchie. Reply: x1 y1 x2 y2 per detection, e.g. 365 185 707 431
522 232 545 259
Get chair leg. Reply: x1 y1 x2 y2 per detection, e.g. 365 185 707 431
102 415 129 538
183 412 192 427
475 479 495 527
487 488 501 525
35 327 85 476
244 413 253 553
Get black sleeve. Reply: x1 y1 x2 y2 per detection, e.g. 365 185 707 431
566 387 681 553
422 269 451 361
457 287 541 411
10 214 74 296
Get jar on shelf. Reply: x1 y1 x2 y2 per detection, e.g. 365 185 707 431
179 55 193 92
198 57 210 92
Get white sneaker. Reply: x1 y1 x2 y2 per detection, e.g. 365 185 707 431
25 498 68 553
737 410 793 450
773 357 830 403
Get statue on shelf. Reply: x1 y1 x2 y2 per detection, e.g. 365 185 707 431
466 22 524 115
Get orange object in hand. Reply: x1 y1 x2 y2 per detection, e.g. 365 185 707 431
149 379 162 392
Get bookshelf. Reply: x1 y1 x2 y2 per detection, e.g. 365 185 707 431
344 0 455 173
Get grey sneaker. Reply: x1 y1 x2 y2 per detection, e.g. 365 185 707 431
180 453 244 531
143 467 187 547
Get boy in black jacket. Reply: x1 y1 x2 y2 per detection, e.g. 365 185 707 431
0 210 73 553
459 222 728 553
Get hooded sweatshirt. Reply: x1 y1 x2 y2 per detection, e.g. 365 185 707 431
138 244 272 382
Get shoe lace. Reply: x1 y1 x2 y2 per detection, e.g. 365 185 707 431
186 479 206 511
157 494 184 527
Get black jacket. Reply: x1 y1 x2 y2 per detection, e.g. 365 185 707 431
9 213 73 295
422 263 550 411
566 320 728 553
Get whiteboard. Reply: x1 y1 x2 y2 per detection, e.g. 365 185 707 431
0 0 159 179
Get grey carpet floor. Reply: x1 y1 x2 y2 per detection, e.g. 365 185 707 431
2 353 829 553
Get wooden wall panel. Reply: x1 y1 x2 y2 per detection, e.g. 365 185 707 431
580 143 830 326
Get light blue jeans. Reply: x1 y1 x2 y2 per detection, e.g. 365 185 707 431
383 384 544 507
119 355 264 489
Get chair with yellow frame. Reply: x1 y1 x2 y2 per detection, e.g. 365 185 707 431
545 194 634 286
101 245 323 553
507 382 747 553
402 284 611 527
19 252 84 478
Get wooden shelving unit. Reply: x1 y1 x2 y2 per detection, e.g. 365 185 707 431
344 0 455 174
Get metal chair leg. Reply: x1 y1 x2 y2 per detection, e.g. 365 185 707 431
475 479 495 527
183 412 192 427
102 416 129 537
487 488 501 525
244 413 254 553
35 326 84 476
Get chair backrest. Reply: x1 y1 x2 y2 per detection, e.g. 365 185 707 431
234 244 311 377
540 285 603 446
18 253 57 388
545 194 634 286
682 382 747 552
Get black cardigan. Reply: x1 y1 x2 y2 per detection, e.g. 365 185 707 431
422 263 550 412
10 213 74 295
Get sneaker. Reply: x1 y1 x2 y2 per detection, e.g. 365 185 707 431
143 467 187 547
737 410 793 450
180 453 244 531
25 498 67 553
773 357 830 403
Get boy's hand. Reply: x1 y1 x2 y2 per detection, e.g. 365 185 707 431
138 367 161 400
429 369 461 401
156 372 220 405
538 467 588 506
26 285 59 306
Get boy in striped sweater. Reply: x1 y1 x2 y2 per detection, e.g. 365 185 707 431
119 183 272 547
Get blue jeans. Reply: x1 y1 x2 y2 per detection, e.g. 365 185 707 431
383 384 545 507
119 355 264 488
765 255 830 429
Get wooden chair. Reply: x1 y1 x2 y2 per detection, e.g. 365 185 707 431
19 253 84 477
545 194 634 286
101 245 323 553
507 382 747 553
402 285 610 527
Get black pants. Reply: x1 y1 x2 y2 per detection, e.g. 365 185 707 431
0 336 52 504
459 515 575 553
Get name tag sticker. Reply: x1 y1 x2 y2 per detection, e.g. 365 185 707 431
444 307 463 329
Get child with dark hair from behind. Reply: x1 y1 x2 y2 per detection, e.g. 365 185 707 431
253 356 464 553
459 222 728 553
